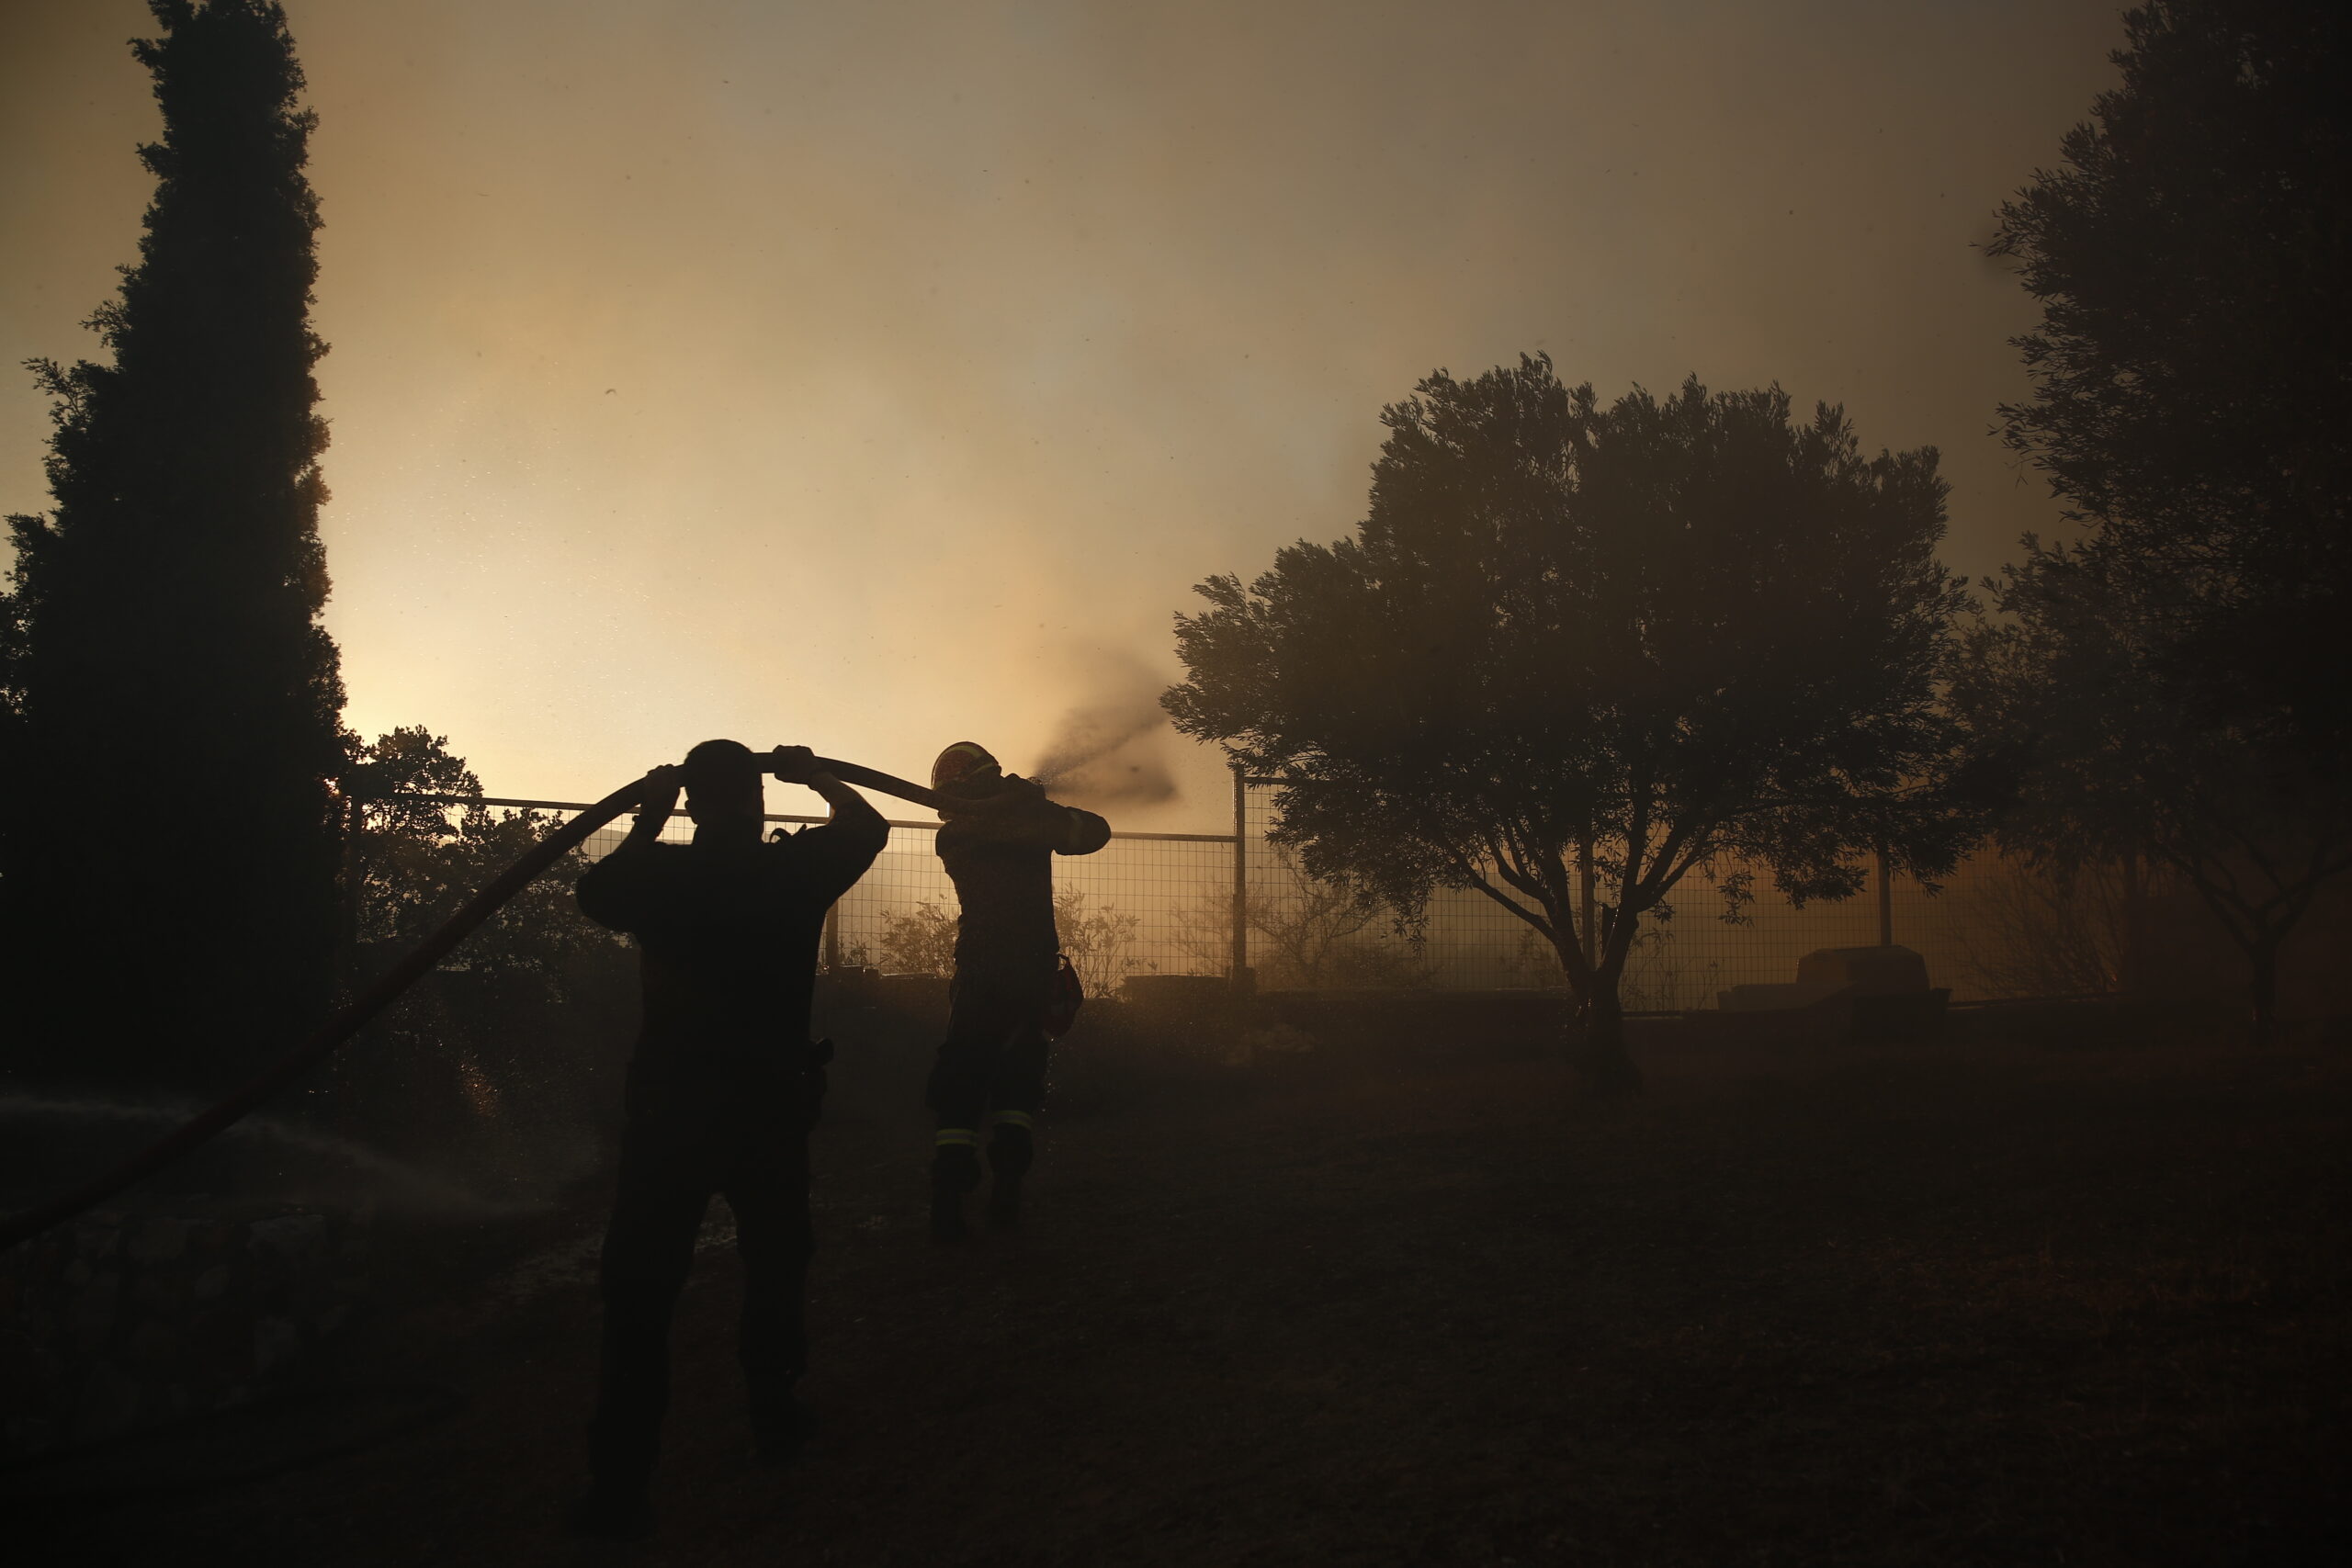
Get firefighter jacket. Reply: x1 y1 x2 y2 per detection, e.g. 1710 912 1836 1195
935 779 1110 976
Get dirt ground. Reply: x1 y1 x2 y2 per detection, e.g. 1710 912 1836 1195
14 1026 2352 1567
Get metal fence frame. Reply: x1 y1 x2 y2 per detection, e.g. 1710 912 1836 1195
382 766 2032 1009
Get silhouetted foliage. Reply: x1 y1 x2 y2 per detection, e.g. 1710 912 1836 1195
343 728 619 978
1988 0 2352 769
1967 0 2352 1044
1053 889 1143 998
1947 853 2181 1003
1955 560 2352 1044
1174 853 1434 990
1 1 343 1090
333 728 632 1160
1166 356 1976 1092
343 723 483 849
879 888 1141 997
878 900 960 979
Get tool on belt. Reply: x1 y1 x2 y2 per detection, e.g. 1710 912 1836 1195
1042 956 1085 1041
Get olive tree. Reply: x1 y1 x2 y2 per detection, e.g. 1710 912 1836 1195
1166 356 1976 1091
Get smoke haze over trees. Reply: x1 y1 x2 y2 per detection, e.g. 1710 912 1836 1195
1 2 2131 818
1986 0 2350 770
1960 0 2352 1044
1166 355 1978 1093
1 0 345 1091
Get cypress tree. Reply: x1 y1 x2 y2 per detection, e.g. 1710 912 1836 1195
2 0 345 1091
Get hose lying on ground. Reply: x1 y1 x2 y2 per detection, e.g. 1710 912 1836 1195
0 753 957 1253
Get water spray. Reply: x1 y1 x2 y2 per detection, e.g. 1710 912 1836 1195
0 752 971 1252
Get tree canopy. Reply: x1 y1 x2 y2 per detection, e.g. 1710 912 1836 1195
1167 355 1975 1090
1988 0 2352 766
1963 0 2352 1041
1 0 344 1089
1955 557 2352 1043
330 727 634 1159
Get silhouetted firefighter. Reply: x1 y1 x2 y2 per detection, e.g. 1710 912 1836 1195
926 741 1111 1241
570 740 886 1540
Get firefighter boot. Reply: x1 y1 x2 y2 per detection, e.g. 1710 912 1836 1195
931 1134 981 1244
985 1114 1035 1228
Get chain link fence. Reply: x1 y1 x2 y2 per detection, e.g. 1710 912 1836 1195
433 776 2044 1008
1230 779 2029 1007
535 801 1234 999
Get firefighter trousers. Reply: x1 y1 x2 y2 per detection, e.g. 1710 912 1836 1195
588 1069 813 1497
925 968 1054 1131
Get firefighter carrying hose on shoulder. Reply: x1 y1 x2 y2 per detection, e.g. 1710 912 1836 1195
926 741 1110 1241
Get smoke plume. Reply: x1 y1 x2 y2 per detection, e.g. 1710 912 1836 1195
1032 659 1180 808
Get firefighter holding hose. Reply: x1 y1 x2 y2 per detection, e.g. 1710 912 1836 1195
570 739 886 1540
926 741 1111 1242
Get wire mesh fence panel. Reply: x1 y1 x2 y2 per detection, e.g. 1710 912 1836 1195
1236 780 2017 1004
557 807 1233 997
827 826 1238 996
448 785 2033 1007
1234 782 1458 991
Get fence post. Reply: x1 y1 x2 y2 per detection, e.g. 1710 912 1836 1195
333 790 367 1140
339 790 366 994
1877 845 1894 948
1578 832 1598 967
1230 764 1250 994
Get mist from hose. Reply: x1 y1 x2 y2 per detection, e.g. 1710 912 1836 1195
0 1093 548 1216
1030 656 1182 809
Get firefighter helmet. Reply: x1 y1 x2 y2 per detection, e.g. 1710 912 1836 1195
931 741 1000 794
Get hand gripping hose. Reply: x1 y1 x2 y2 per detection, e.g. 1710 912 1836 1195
0 754 967 1252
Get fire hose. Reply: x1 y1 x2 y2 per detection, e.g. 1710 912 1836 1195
0 754 970 1253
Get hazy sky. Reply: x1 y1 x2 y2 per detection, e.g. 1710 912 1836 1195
4 0 2122 829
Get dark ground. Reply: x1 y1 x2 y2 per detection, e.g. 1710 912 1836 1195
12 1025 2351 1567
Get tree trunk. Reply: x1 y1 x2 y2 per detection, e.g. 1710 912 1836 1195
1564 986 1643 1096
2246 933 2281 1048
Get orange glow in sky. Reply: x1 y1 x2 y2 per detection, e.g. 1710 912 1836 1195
3 0 2121 828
